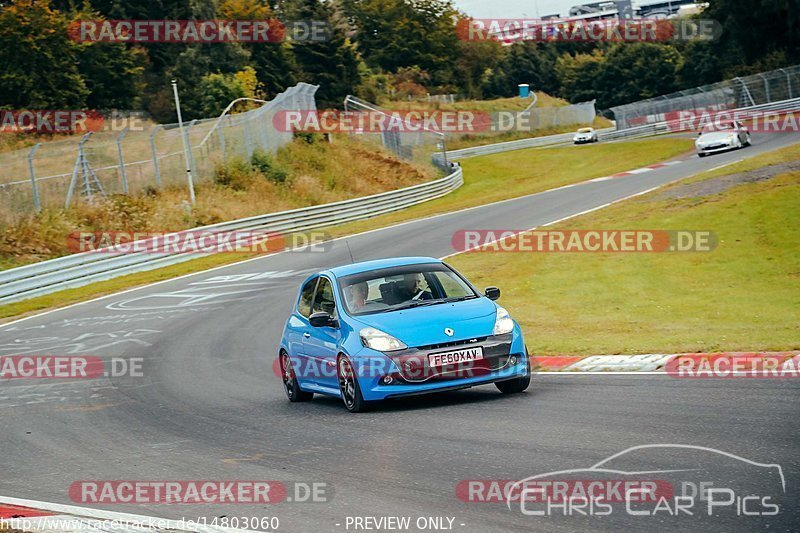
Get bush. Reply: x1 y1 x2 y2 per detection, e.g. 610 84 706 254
251 149 289 183
293 132 323 144
213 157 254 190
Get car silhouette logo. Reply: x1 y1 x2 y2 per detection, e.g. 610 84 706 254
444 328 454 336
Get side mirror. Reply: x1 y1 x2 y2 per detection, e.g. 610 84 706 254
484 286 501 301
309 311 337 328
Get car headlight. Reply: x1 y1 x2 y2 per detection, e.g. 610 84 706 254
360 327 407 352
493 306 515 335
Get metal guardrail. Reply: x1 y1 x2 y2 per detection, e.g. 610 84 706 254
440 128 616 161
442 97 800 161
0 166 463 305
3 94 798 305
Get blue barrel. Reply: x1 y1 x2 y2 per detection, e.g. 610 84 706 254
518 84 530 98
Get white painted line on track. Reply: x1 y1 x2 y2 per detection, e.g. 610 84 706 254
0 157 688 330
707 159 744 173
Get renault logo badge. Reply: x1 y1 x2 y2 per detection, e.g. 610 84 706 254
444 328 454 337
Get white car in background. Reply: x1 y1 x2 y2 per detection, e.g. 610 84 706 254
573 127 598 144
695 120 751 157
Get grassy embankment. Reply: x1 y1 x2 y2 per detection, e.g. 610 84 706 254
0 136 693 321
447 143 800 355
383 92 614 151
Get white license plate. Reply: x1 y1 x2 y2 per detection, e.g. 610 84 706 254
428 347 484 367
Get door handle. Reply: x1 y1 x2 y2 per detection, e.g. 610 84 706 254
303 332 311 338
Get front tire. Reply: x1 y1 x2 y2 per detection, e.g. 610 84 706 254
496 352 531 394
281 352 313 402
338 356 371 413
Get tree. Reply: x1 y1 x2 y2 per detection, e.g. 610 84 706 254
342 0 460 88
221 0 299 97
198 66 264 116
555 50 607 105
281 0 363 107
702 0 799 72
0 0 88 108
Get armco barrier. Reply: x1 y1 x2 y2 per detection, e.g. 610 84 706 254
4 95 799 305
0 166 463 305
441 97 800 161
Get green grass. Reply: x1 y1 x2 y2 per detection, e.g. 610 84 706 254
0 137 693 322
447 144 800 355
381 93 614 151
325 137 693 238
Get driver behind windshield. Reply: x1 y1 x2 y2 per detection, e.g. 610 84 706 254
395 273 432 302
347 282 369 311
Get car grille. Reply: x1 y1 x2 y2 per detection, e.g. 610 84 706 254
387 334 515 383
415 337 487 351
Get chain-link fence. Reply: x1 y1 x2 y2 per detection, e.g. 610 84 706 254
343 95 596 170
610 65 800 130
343 95 451 171
0 83 318 225
485 100 596 131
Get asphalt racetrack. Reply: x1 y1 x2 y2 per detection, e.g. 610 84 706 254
2 132 799 532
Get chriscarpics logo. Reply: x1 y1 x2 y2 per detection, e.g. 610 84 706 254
496 445 785 520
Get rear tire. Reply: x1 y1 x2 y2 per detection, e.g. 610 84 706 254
281 352 313 402
338 356 371 413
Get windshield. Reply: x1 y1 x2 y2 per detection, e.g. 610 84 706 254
703 122 734 133
578 128 593 133
339 263 478 316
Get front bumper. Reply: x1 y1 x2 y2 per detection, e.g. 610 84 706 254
696 141 735 155
353 329 528 401
574 137 594 144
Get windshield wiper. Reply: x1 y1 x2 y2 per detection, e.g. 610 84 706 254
382 300 438 312
440 295 478 303
379 295 477 313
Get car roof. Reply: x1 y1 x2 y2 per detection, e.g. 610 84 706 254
325 256 441 278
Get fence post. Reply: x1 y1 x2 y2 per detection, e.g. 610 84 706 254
150 124 162 188
27 143 42 212
116 126 129 194
759 73 771 102
780 68 792 99
218 121 226 160
735 77 756 107
186 119 198 179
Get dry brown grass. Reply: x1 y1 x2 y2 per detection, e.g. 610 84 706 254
0 136 434 269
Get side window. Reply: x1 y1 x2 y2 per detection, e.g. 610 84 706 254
312 277 336 315
298 277 317 317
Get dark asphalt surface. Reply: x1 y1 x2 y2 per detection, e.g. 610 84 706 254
1 133 798 532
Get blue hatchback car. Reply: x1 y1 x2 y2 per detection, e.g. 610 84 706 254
277 257 530 412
